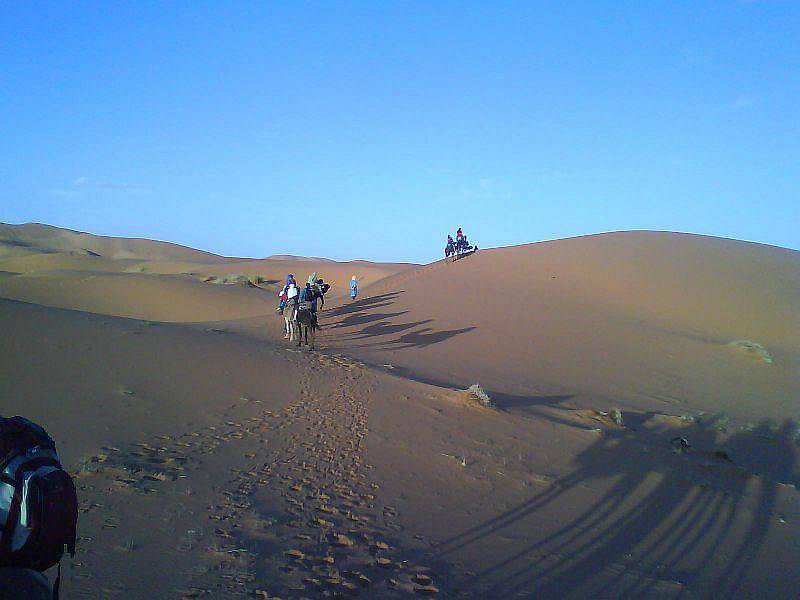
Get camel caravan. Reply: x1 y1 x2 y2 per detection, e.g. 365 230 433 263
445 227 478 262
276 272 333 351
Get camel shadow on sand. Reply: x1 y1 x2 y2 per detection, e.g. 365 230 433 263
325 291 476 349
428 414 798 598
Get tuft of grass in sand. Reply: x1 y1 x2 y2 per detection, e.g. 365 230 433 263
114 538 137 553
75 458 102 477
203 274 253 286
591 409 624 427
467 384 494 408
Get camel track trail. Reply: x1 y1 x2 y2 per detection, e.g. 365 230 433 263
68 351 442 598
227 354 440 598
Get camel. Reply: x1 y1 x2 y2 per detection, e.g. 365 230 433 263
295 305 317 350
283 299 298 342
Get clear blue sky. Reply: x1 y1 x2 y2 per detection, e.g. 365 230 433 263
2 2 797 263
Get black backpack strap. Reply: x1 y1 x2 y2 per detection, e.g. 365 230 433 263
53 562 62 600
0 448 20 473
0 456 62 553
0 466 25 553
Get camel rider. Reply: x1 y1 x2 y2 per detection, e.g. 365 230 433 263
278 289 287 314
456 228 465 250
299 282 321 326
278 274 297 313
299 282 315 306
445 235 456 259
286 281 299 304
281 274 297 296
281 282 299 337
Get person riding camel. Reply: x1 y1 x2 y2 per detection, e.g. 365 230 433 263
445 235 456 259
286 281 299 303
299 282 321 327
282 282 299 337
456 228 465 251
278 274 297 314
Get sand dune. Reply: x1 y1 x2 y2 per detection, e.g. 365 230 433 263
0 271 276 322
0 251 140 274
0 223 417 320
130 257 415 300
321 231 800 424
0 222 226 263
2 225 799 598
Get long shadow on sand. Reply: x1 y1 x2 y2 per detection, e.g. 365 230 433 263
487 391 575 411
326 292 405 317
430 415 798 598
325 291 476 349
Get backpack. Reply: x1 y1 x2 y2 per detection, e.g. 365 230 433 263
0 416 78 576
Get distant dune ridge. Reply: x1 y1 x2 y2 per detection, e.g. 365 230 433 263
0 222 226 262
0 222 418 319
2 222 800 597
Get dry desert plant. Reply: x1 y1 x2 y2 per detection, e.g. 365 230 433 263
467 384 494 408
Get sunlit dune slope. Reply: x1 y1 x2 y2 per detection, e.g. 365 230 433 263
0 251 140 274
325 231 800 424
0 222 226 262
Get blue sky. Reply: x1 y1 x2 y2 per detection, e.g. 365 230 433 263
1 1 797 263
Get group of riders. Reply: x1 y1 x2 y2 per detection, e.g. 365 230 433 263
277 273 328 320
445 227 477 260
276 272 359 349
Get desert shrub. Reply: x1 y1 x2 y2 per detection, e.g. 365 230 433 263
727 339 773 364
467 384 494 408
205 274 251 286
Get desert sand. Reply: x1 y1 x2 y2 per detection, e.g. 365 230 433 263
1 222 799 598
